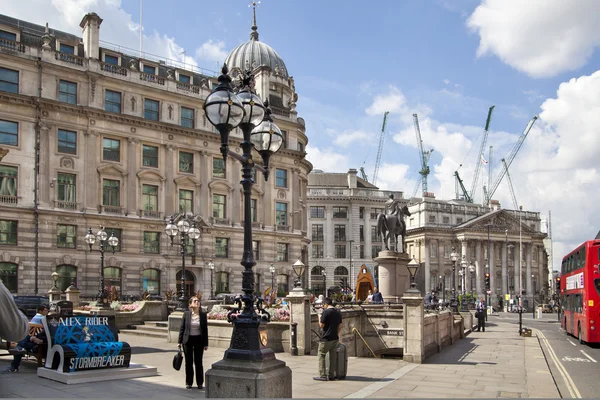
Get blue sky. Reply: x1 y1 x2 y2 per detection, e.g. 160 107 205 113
2 0 600 271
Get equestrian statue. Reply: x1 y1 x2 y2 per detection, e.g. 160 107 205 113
376 194 411 253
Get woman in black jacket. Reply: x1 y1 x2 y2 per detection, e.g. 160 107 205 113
178 296 209 389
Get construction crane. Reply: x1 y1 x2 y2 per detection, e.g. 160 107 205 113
487 115 538 203
359 167 368 182
371 111 389 187
454 171 472 202
411 114 434 198
502 158 519 213
469 106 495 202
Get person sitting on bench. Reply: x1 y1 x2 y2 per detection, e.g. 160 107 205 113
1 305 48 374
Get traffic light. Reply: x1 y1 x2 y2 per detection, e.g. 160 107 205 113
484 273 490 290
556 277 561 292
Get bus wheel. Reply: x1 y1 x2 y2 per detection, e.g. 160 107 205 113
578 323 584 344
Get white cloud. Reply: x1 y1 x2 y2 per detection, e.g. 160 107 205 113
365 87 406 116
195 40 228 64
467 0 600 77
305 145 350 173
333 130 372 148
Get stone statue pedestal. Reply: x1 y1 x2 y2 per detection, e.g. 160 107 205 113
374 251 411 302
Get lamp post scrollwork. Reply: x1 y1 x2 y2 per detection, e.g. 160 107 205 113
85 226 119 308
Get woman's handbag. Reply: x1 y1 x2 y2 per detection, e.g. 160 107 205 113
172 349 183 371
475 311 481 318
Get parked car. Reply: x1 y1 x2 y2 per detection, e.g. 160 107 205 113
13 295 49 319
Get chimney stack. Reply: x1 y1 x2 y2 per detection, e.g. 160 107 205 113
347 169 358 189
80 12 103 59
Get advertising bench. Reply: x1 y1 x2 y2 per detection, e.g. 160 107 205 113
37 315 157 384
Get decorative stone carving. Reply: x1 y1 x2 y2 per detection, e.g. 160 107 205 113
168 134 174 140
90 78 96 102
166 69 175 80
203 141 208 147
59 156 74 169
41 23 52 50
277 190 286 199
42 111 49 117
168 104 173 120
89 119 96 125
128 59 138 71
131 127 136 133
131 96 136 112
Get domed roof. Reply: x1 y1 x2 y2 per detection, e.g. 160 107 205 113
224 7 289 79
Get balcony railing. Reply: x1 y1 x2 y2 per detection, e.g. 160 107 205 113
0 195 18 205
99 205 124 215
140 72 165 86
176 82 201 94
211 217 230 226
140 209 163 219
251 222 262 230
0 38 25 53
54 200 78 210
55 52 84 66
276 225 290 232
100 62 128 76
271 106 290 117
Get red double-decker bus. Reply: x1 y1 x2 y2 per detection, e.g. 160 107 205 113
560 239 600 343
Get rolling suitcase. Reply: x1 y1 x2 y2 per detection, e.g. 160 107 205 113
326 342 348 379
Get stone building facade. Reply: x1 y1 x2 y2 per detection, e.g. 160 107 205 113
0 12 311 299
405 194 549 308
306 169 404 295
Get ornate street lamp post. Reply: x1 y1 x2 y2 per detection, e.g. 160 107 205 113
204 64 283 364
270 264 276 297
165 215 201 311
450 247 459 313
469 261 475 301
209 260 215 300
85 226 119 308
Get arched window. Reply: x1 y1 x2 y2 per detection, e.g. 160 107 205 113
277 273 289 296
176 270 195 298
104 267 122 297
310 266 325 296
142 268 161 295
0 262 17 293
334 266 349 288
215 271 229 294
56 265 77 292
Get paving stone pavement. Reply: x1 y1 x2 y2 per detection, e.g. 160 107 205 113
0 316 560 398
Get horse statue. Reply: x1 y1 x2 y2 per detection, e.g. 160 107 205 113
376 199 411 253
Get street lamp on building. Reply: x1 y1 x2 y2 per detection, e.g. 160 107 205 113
165 215 201 311
84 226 119 308
450 247 459 313
208 260 215 300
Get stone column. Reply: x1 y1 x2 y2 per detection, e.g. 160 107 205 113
286 288 312 355
424 240 430 294
291 168 300 233
526 243 533 297
502 241 508 297
514 242 521 295
83 130 98 213
374 251 411 302
475 241 482 295
402 290 425 364
489 241 495 299
127 138 139 216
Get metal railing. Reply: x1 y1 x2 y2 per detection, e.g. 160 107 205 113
351 327 378 358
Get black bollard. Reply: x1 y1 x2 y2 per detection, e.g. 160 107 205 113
291 322 298 356
519 307 523 334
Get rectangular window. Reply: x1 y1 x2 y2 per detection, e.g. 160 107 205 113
428 215 436 223
359 225 364 242
142 144 159 167
251 198 257 222
431 242 438 258
275 169 287 188
0 220 17 245
213 194 226 219
444 245 452 258
310 206 325 218
334 224 346 241
58 80 77 104
143 232 160 254
0 165 17 198
104 228 122 252
103 138 120 161
456 217 463 224
276 243 288 262
371 208 384 219
0 67 18 94
178 189 193 214
213 158 225 178
142 184 158 211
57 224 76 249
312 244 324 259
275 202 287 226
312 225 324 241
252 240 260 261
215 237 229 258
443 216 450 224
359 207 364 219
333 207 347 219
280 130 287 149
104 89 121 113
102 179 120 206
335 244 346 258
0 120 18 146
179 151 193 173
179 74 191 84
57 173 76 203
57 129 77 154
371 226 378 242
144 99 159 121
181 107 194 128
104 54 119 65
0 30 17 41
372 245 382 256
143 65 156 75
60 44 74 54
297 141 304 153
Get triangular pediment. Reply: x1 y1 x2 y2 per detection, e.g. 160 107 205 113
97 164 127 177
454 209 533 234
